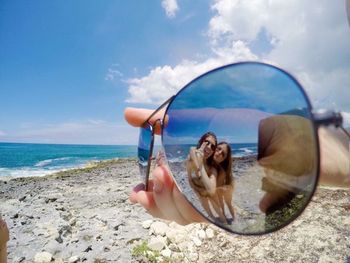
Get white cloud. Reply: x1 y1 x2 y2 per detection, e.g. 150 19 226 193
1 120 138 145
127 0 350 113
105 67 123 81
126 41 257 104
162 0 179 18
209 0 269 41
208 0 350 112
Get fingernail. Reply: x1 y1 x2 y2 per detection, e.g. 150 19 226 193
153 179 163 193
133 183 145 193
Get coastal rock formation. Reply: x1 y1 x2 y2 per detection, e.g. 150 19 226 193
0 159 349 262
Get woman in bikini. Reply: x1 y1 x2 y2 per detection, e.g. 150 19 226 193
186 132 228 223
214 142 235 222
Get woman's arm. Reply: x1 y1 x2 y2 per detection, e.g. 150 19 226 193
188 147 203 176
198 166 218 196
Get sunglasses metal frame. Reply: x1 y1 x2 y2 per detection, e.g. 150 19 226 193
142 95 174 191
138 62 349 234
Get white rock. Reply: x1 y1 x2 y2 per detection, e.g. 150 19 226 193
148 236 167 251
192 236 202 247
197 229 206 240
171 252 184 262
34 252 53 263
169 221 185 230
174 233 186 244
146 251 155 257
165 228 179 243
168 243 179 251
69 217 77 226
177 241 191 252
161 247 172 258
150 221 169 236
189 252 198 262
68 256 80 263
205 228 214 239
142 219 153 229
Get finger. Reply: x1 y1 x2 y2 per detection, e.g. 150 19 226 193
130 181 167 219
124 107 166 134
136 190 165 219
124 108 156 127
129 183 146 204
152 165 188 225
172 185 208 224
130 180 156 203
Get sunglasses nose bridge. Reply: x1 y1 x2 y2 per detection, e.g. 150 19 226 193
148 118 163 135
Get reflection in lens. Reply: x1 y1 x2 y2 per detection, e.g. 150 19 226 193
162 62 318 235
138 124 152 180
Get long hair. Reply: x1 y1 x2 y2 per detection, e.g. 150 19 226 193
217 142 233 185
196 132 217 166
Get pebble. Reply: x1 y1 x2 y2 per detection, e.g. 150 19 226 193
192 236 202 247
68 256 80 263
161 247 172 258
205 228 215 239
149 221 169 236
148 235 167 251
197 229 206 240
189 252 199 262
34 252 53 263
142 219 153 229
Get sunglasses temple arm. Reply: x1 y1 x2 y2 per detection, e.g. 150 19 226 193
145 127 156 191
313 110 350 138
145 96 175 124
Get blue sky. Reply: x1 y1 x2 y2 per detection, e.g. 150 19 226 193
1 0 349 144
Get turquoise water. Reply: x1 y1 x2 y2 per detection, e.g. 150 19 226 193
0 142 257 178
0 142 137 178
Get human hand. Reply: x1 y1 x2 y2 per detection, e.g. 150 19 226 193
318 126 350 187
257 114 350 213
125 107 207 225
0 217 9 248
199 141 207 152
258 114 349 187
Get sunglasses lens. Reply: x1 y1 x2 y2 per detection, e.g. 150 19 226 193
162 62 319 234
138 124 152 181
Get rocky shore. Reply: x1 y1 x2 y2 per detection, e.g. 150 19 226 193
0 158 349 262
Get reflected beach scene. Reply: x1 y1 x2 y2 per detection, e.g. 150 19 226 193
159 63 318 234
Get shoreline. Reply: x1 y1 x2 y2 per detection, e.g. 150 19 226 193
0 157 138 181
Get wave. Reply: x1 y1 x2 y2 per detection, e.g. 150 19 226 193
0 167 64 179
241 148 254 153
1 157 100 179
34 157 73 167
167 156 186 163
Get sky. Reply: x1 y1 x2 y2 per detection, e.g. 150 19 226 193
0 0 349 145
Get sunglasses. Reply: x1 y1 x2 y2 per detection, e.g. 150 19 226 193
203 139 216 151
137 62 349 235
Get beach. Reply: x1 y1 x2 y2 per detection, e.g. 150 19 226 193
1 158 350 262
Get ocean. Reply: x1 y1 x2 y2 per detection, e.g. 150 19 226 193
0 142 257 178
0 142 137 178
140 143 258 164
